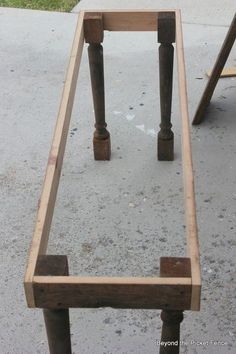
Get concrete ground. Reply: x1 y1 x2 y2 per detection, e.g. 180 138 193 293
0 1 235 353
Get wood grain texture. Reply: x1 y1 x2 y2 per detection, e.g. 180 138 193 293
175 10 201 311
33 276 191 310
84 10 176 31
24 11 85 308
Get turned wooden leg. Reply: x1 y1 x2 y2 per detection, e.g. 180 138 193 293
159 310 183 354
35 255 72 354
88 43 111 160
84 14 111 160
157 13 175 161
193 13 236 125
159 257 191 354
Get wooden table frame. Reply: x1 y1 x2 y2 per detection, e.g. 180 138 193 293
24 10 201 354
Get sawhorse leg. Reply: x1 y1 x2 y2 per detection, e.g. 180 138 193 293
193 13 236 125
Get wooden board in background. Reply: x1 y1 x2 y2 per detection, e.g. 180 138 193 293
207 67 236 78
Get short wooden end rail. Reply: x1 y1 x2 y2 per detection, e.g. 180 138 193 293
24 10 201 354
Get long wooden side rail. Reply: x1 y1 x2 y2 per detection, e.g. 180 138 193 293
24 10 201 354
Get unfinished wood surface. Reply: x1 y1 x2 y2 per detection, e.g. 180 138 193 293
207 66 236 78
33 276 191 310
24 11 85 308
193 13 236 124
175 10 201 311
87 10 175 31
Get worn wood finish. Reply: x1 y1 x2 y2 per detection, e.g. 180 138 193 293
24 11 201 322
24 11 85 308
84 13 104 43
85 14 111 160
33 276 191 310
159 310 184 354
88 43 111 160
193 13 236 125
157 12 175 161
175 10 201 311
43 309 72 354
39 256 72 354
160 257 191 278
159 257 189 353
35 255 69 276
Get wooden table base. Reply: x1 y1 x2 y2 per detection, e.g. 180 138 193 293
24 10 201 354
